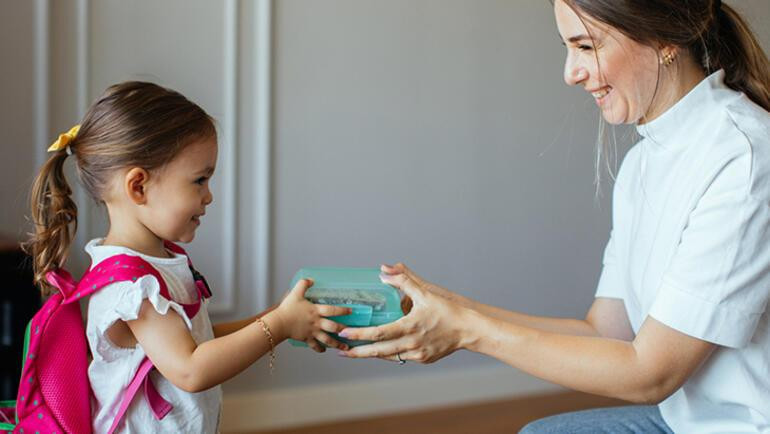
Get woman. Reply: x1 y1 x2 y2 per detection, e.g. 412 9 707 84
338 0 770 432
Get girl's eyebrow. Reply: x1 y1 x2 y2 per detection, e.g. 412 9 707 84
196 166 215 176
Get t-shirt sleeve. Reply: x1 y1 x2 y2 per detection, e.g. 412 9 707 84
594 230 626 301
90 274 194 346
649 154 770 348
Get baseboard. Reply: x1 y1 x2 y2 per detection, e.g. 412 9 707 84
221 364 561 432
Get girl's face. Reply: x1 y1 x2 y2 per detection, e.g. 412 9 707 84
554 0 662 125
143 136 218 243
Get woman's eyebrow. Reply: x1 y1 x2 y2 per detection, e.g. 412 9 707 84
195 166 215 176
567 34 592 43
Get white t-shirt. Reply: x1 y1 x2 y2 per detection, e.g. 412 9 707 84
596 70 770 432
85 238 222 433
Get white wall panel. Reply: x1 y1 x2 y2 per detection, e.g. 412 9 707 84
87 0 239 314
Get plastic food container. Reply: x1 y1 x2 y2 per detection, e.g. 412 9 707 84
288 267 404 348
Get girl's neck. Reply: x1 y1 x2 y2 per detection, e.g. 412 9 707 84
103 227 171 259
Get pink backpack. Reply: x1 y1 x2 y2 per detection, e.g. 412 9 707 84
0 242 212 434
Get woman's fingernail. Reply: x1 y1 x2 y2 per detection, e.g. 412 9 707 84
339 329 350 338
337 351 348 357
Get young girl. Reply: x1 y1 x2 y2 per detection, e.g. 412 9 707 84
24 81 351 433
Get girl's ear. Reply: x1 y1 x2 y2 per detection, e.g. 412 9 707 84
124 167 151 205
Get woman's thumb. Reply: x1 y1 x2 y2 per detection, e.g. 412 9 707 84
380 272 420 298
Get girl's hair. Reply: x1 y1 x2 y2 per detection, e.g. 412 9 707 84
23 81 216 296
563 0 770 111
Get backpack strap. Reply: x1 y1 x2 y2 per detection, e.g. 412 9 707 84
107 357 172 434
45 247 214 433
45 268 78 301
163 241 213 300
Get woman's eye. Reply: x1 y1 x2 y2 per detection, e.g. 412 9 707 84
195 177 207 185
578 45 593 51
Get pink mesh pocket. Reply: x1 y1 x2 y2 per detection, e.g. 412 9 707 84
36 302 91 434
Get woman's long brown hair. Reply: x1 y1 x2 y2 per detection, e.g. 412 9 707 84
564 0 770 111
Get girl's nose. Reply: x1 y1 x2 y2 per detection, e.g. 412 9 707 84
203 188 213 205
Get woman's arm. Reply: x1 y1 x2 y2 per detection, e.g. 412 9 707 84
341 268 713 403
464 311 714 403
388 264 634 339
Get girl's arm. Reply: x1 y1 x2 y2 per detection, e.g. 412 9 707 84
212 304 278 338
127 279 350 393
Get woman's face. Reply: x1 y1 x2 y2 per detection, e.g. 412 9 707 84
554 0 661 125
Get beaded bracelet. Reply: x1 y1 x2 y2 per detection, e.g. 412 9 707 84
255 317 275 374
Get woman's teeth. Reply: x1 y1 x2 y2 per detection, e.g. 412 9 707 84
592 88 611 99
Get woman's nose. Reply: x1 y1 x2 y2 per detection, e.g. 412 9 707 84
564 58 588 86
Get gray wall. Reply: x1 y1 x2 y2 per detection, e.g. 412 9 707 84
0 1 36 241
236 0 610 392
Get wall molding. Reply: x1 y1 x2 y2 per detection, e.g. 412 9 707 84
253 0 273 312
34 0 49 170
55 1 241 313
221 364 560 432
209 0 240 315
73 0 91 261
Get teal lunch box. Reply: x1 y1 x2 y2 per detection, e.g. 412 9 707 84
288 267 404 348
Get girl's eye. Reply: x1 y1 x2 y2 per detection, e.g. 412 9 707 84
195 177 207 185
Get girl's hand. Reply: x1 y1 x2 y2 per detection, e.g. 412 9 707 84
338 264 472 364
274 278 352 352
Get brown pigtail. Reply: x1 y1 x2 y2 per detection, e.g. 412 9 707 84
23 150 78 296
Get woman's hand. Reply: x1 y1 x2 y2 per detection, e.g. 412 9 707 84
338 263 474 364
274 278 352 352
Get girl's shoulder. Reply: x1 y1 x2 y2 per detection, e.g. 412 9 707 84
85 238 196 334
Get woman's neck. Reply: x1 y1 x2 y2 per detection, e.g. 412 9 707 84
639 56 706 125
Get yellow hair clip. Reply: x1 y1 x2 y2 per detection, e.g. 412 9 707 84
47 125 81 153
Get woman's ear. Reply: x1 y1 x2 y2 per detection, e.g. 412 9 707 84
124 167 151 205
658 43 679 65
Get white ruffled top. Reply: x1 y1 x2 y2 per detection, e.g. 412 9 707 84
84 238 222 434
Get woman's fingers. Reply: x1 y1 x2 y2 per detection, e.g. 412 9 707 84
379 272 422 299
382 263 424 286
314 331 348 350
316 304 352 318
339 338 406 359
339 320 405 342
